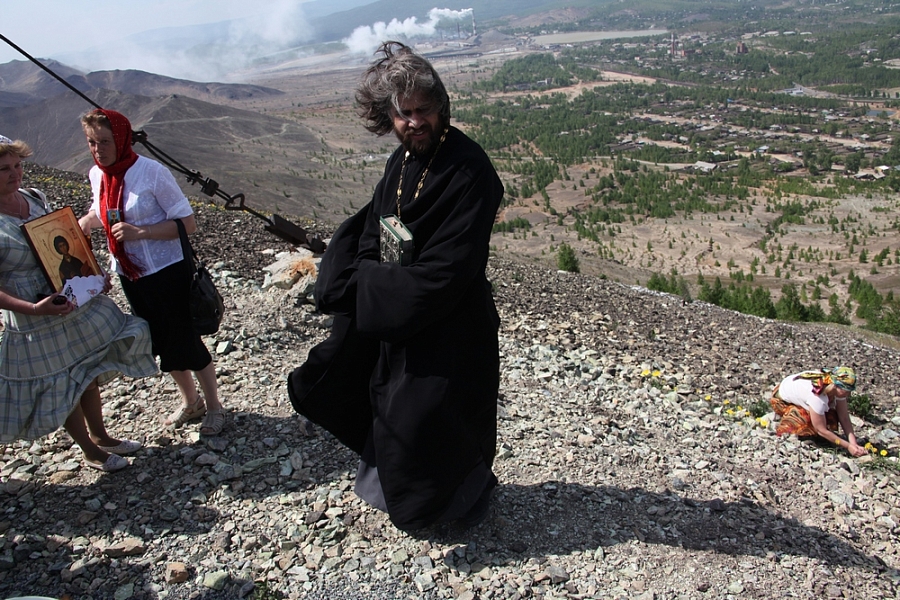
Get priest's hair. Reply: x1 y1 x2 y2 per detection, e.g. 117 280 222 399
356 41 450 136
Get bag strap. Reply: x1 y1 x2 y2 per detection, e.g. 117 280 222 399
174 218 198 268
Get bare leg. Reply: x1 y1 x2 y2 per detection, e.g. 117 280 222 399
163 369 207 427
168 363 222 432
65 401 108 464
169 369 201 405
81 381 121 447
196 362 224 435
195 362 221 412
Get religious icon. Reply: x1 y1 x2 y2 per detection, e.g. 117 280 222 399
21 206 102 292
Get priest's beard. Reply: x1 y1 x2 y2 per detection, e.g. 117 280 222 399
397 120 445 156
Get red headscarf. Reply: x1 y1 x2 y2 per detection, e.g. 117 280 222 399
90 108 143 280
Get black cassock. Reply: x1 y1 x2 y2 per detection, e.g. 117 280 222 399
289 127 504 531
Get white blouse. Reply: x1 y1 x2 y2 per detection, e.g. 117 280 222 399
89 156 193 278
777 373 837 416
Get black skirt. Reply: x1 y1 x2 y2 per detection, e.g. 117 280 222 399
119 259 212 372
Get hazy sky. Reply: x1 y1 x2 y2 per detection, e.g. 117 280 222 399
0 0 307 64
0 0 325 80
1 2 478 80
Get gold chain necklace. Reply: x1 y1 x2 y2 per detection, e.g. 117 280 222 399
395 128 448 219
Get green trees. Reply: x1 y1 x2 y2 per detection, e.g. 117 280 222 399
493 217 532 234
448 22 900 333
685 272 900 332
647 270 691 301
696 275 777 319
474 54 599 93
884 135 900 165
844 152 862 174
557 243 580 273
849 273 884 321
775 284 825 322
844 273 900 335
692 276 850 323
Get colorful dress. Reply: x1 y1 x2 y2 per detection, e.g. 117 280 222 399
770 372 841 437
0 189 158 441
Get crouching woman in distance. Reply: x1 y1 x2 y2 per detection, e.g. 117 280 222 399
769 366 867 457
0 135 158 472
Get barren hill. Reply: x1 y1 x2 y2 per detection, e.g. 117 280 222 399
0 86 351 220
0 60 283 108
0 59 85 106
0 163 897 600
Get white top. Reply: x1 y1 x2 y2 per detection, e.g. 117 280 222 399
777 372 839 416
89 156 193 277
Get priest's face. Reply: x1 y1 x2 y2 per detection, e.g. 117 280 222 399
392 91 442 155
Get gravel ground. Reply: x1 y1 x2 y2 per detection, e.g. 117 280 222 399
0 165 898 600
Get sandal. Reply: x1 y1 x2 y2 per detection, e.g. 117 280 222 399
200 408 226 436
164 397 206 428
97 439 142 455
83 453 129 472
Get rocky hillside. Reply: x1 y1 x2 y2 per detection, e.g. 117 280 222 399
0 165 898 599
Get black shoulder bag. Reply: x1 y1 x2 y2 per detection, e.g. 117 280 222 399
175 218 225 335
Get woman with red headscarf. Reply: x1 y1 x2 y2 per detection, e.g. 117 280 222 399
78 109 225 436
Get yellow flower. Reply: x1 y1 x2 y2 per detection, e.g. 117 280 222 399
865 442 873 450
651 370 662 378
737 405 743 411
641 369 651 377
704 395 712 401
759 418 769 427
725 408 734 416
723 399 731 405
880 450 888 457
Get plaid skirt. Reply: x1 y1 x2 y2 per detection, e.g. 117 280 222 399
770 385 839 437
0 294 158 442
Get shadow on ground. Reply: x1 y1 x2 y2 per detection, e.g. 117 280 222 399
0 412 884 599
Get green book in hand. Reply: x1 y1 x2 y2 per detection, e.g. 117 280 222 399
379 215 414 266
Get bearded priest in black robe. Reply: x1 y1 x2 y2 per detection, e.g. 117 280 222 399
288 41 504 532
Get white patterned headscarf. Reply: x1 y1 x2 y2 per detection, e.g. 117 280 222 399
0 135 12 144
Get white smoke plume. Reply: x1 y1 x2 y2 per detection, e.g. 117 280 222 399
344 8 474 55
59 0 312 82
